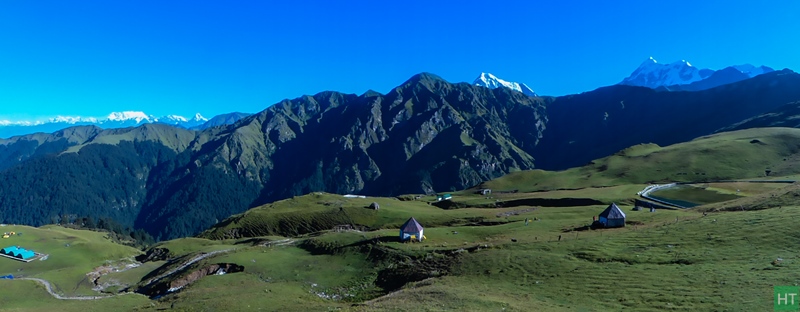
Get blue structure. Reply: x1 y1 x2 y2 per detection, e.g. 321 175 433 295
598 203 626 228
1 246 35 260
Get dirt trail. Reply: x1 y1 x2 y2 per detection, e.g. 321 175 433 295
14 241 290 300
18 277 121 300
261 238 296 247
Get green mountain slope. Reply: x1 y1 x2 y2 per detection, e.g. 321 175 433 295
716 100 800 132
133 73 550 239
534 69 800 169
480 127 800 192
7 70 800 240
0 126 103 171
0 74 550 240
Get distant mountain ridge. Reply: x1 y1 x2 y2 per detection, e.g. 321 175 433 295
193 112 252 130
0 111 251 139
619 57 774 91
3 70 800 240
536 69 800 169
715 101 800 133
620 57 713 88
0 73 550 240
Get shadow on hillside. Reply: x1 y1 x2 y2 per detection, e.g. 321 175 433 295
563 220 646 232
343 235 399 247
297 235 401 256
433 197 604 209
234 237 273 246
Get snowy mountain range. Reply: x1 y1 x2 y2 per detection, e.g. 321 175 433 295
0 111 218 139
473 72 537 96
620 57 774 90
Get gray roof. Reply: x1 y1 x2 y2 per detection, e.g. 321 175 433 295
401 217 423 233
599 203 626 219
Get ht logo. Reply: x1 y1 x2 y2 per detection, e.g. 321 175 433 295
775 286 800 311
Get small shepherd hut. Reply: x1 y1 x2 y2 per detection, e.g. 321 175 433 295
399 217 424 242
598 203 626 228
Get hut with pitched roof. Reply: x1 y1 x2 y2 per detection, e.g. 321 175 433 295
598 203 626 228
399 217 424 242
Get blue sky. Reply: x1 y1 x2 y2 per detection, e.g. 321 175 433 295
1 0 799 121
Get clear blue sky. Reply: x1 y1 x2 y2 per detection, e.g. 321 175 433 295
1 0 799 121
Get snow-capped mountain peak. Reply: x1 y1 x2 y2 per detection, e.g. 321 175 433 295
107 111 153 123
670 60 693 67
160 115 189 123
155 113 208 127
0 120 45 126
640 56 657 66
473 72 537 96
620 57 776 90
0 110 218 137
620 57 710 89
192 113 207 122
48 116 99 124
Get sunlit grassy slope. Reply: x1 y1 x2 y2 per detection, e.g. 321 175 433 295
481 127 800 192
2 184 797 311
199 192 529 239
358 205 800 311
0 225 142 296
0 280 151 312
4 127 800 311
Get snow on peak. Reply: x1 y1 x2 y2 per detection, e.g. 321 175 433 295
473 72 537 96
160 115 189 123
621 57 777 89
107 111 153 123
640 56 658 66
192 113 208 121
48 116 99 124
0 120 45 126
0 111 214 139
620 57 709 88
669 60 693 67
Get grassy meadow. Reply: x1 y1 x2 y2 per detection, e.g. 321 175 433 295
3 127 800 311
0 225 142 296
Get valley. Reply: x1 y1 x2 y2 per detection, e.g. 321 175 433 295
5 2 799 311
5 71 800 242
0 127 798 311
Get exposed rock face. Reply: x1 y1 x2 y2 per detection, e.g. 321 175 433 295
137 263 245 298
135 248 171 263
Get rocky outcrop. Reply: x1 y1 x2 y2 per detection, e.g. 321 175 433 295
135 247 170 263
137 263 244 298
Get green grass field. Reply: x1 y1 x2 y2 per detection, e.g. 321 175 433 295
4 127 800 311
1 190 792 311
0 280 152 312
648 184 743 206
0 225 142 296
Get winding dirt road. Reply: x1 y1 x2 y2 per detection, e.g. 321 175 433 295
15 240 293 300
18 277 115 300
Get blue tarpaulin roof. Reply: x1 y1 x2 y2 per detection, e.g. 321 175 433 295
2 246 35 260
